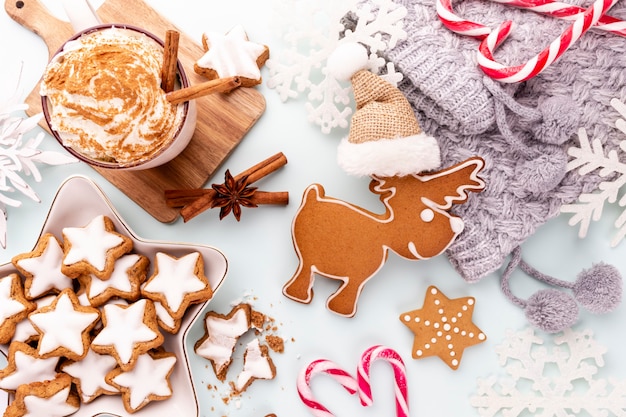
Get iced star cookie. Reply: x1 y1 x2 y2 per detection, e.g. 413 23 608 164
12 295 55 344
11 233 74 300
76 253 149 307
234 338 276 393
141 251 213 320
29 289 100 361
194 25 269 87
106 350 177 413
153 301 182 334
0 342 59 392
0 274 36 344
60 348 119 403
61 214 133 280
91 298 164 371
3 373 79 417
399 286 487 370
194 303 252 381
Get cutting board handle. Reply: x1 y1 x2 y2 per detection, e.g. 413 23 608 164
5 0 74 58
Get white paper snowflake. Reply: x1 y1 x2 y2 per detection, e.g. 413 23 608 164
561 98 626 247
0 95 77 249
267 0 407 133
470 327 626 417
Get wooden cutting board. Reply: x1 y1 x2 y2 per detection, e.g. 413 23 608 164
5 0 266 222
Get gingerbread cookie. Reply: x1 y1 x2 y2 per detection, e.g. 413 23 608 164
29 288 100 361
11 233 74 300
194 25 269 87
3 373 79 417
76 253 149 307
60 347 119 403
61 214 133 280
282 157 486 317
0 274 36 344
106 349 177 413
0 342 59 392
194 303 252 381
141 251 213 320
91 298 164 371
399 285 486 370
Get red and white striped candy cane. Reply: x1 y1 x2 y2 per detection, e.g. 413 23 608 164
297 359 358 417
491 0 626 35
478 0 620 82
436 0 492 39
357 345 409 417
436 0 626 39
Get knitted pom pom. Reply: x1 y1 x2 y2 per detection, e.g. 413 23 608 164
516 149 567 194
532 96 580 145
574 263 622 314
326 42 369 81
524 289 578 333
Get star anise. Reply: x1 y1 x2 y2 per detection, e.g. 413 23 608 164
211 169 258 221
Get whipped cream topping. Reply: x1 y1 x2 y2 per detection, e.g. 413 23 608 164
40 27 184 165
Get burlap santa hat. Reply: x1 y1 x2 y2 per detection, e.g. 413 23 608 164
327 42 441 177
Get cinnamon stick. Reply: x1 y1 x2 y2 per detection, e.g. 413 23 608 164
250 191 289 205
164 189 211 208
161 30 180 93
177 152 288 221
166 76 241 105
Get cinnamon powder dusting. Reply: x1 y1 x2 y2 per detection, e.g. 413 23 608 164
41 28 183 165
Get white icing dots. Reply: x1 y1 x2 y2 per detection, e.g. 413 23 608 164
403 315 411 322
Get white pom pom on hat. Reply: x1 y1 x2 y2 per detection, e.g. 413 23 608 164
326 42 369 81
327 42 441 177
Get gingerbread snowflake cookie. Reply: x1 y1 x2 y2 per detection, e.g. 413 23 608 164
194 25 269 87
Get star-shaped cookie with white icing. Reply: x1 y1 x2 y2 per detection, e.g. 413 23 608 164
194 25 269 87
141 252 213 320
399 285 486 370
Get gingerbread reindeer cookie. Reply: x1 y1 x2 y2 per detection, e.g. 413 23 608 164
282 42 486 317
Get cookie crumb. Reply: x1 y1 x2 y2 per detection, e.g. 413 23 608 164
266 335 284 353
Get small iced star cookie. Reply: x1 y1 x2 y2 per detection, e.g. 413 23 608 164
194 303 252 381
0 342 59 392
153 301 182 334
29 289 100 361
194 25 269 87
60 348 119 403
12 295 56 344
106 350 177 413
3 373 79 417
11 233 74 300
76 253 149 307
399 286 486 370
234 338 276 393
141 252 213 320
61 215 133 280
0 274 36 344
91 299 164 371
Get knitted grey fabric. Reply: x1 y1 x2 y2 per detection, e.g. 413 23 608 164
344 0 626 283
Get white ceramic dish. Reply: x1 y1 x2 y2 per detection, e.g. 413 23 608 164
0 175 228 416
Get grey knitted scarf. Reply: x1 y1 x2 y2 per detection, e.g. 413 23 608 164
345 0 626 283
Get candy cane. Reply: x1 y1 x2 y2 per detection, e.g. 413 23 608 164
436 0 626 38
297 359 358 417
491 0 626 36
478 0 619 82
357 345 409 417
